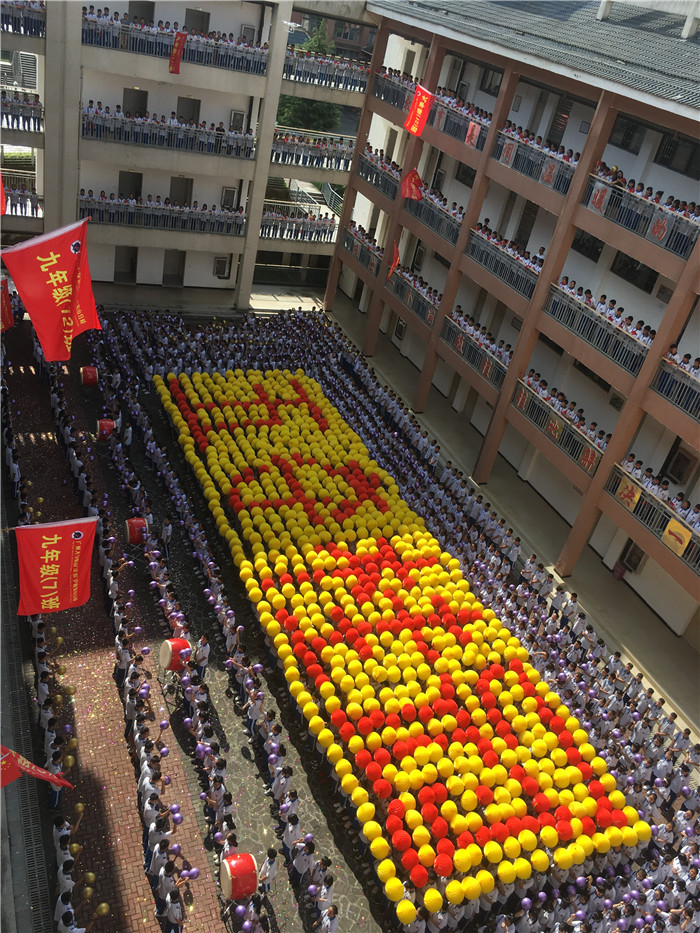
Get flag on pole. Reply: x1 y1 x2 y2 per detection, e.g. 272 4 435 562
1 219 100 361
386 243 400 281
0 279 13 332
169 31 188 73
15 516 98 615
1 745 74 790
401 168 424 201
404 85 434 137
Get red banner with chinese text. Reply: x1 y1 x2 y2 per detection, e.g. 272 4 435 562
15 516 97 615
169 31 188 74
1 219 100 361
465 121 481 147
1 745 74 790
386 242 400 281
404 85 434 137
1 279 13 332
401 168 424 201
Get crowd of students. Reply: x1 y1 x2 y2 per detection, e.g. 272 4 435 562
0 0 45 36
500 122 580 166
77 189 246 234
620 454 700 531
2 183 42 216
473 220 546 276
447 306 514 368
346 220 385 259
593 162 700 225
0 88 43 130
259 209 337 241
522 369 615 451
271 131 354 170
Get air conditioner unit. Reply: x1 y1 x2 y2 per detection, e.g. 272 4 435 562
213 256 231 280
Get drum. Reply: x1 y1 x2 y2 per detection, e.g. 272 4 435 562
125 517 147 545
159 638 192 672
80 366 98 386
97 419 115 441
221 852 258 901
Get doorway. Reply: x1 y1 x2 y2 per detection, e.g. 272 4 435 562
114 246 137 283
122 88 148 117
184 8 210 33
118 171 142 199
176 97 200 125
163 250 186 286
169 177 193 205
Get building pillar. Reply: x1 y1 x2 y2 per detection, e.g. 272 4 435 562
471 90 620 483
555 238 700 575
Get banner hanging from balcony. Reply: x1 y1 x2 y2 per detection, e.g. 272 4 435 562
615 475 641 512
404 85 434 137
661 518 692 556
401 168 424 200
169 30 188 74
1 279 13 332
386 243 400 281
465 121 481 147
645 213 672 248
0 219 100 361
588 182 612 215
14 516 98 615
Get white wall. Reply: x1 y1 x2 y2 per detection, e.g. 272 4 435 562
183 250 235 289
78 159 242 207
152 1 265 41
86 242 115 282
136 247 166 285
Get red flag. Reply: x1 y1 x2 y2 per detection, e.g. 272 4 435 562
1 219 101 361
1 745 74 790
386 243 400 281
0 279 13 332
401 168 424 201
0 174 5 215
15 516 98 615
169 31 188 74
404 85 434 137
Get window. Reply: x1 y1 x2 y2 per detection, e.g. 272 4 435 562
663 439 699 486
434 251 450 268
611 251 659 294
221 187 238 210
653 132 700 180
479 67 502 97
537 333 564 356
571 229 605 263
608 115 645 155
619 539 646 574
333 21 361 41
214 256 231 279
455 162 476 188
240 24 256 43
394 318 406 341
412 244 425 271
229 110 245 132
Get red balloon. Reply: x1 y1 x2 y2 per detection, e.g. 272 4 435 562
431 817 448 839
418 787 435 806
556 820 573 841
474 826 492 848
402 848 420 871
434 853 453 877
410 865 429 888
392 830 412 852
355 750 372 771
588 780 605 799
422 803 439 824
365 762 382 783
388 799 405 818
432 783 448 805
373 779 392 799
476 786 494 806
436 838 455 857
596 809 613 828
386 815 403 836
533 793 550 813
490 822 509 844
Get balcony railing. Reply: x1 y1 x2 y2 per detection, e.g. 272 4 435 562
357 156 398 200
511 381 603 476
650 360 700 421
465 232 539 300
80 117 256 159
440 318 507 390
79 200 246 236
427 102 489 151
1 106 44 132
403 198 461 247
260 202 337 243
386 275 438 327
1 5 45 36
80 22 269 76
604 465 700 574
371 73 410 111
492 132 575 195
581 177 699 260
282 55 368 93
342 231 381 275
271 127 355 170
543 287 648 376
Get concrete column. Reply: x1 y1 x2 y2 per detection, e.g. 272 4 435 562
472 90 620 484
44 1 81 230
555 237 700 575
235 0 292 310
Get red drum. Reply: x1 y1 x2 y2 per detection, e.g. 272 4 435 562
80 366 98 386
221 852 258 901
159 638 191 672
125 517 147 545
97 419 115 441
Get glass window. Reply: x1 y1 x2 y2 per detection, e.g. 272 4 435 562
653 132 700 180
571 229 605 263
455 162 476 188
608 115 645 155
479 67 502 97
610 251 659 294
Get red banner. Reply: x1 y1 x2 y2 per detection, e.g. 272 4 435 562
1 279 13 332
169 31 188 74
465 121 481 147
1 745 74 790
386 242 400 281
1 219 101 361
401 168 424 201
404 85 434 137
15 516 97 615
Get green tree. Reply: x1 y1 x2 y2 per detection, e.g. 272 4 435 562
303 19 335 55
276 96 342 132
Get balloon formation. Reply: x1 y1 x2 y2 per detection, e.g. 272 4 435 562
156 369 650 920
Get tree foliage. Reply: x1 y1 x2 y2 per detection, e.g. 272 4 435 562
276 96 342 132
303 19 335 55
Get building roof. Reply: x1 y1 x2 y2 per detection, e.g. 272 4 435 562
367 0 700 112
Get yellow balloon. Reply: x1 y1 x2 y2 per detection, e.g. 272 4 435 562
396 900 416 924
95 903 110 918
384 877 404 901
445 880 464 905
462 876 481 900
423 888 443 913
376 858 396 882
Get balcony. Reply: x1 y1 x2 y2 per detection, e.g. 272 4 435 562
2 170 44 216
386 275 438 327
650 360 700 421
371 73 410 111
465 232 539 300
79 200 246 236
440 318 507 390
1 6 45 36
511 381 603 476
492 132 575 195
260 202 338 245
357 156 398 200
271 128 354 172
403 198 461 247
1 106 44 133
604 465 700 575
581 177 699 260
341 231 381 275
543 287 647 376
426 102 489 151
80 117 255 160
282 56 368 94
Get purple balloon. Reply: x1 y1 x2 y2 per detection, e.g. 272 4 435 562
170 804 180 814
160 720 169 731
279 803 290 814
134 626 142 634
268 755 278 765
224 659 233 670
245 678 254 689
682 786 691 796
142 646 151 655
618 921 628 932
604 899 613 909
179 649 191 659
242 923 253 933
645 916 654 925
538 892 547 903
308 885 318 896
204 746 213 757
181 675 191 688
185 687 193 698
184 718 193 729
170 843 181 855
576 877 586 888
188 867 199 879
160 747 170 758
657 901 667 911
235 905 246 919
139 687 150 699
521 898 532 910
195 745 206 759
172 813 183 825
200 791 208 800
304 833 314 843
575 910 586 921
63 724 73 734
269 743 280 755
180 869 189 880
164 775 171 786
213 832 223 844
252 664 263 674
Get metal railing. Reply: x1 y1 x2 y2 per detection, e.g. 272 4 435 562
581 177 699 260
403 197 461 247
80 22 269 75
78 200 246 235
322 183 344 215
271 130 354 170
604 465 700 574
386 275 438 327
357 156 398 200
543 286 648 376
511 380 603 475
80 117 255 159
259 205 337 242
1 4 45 36
465 232 539 300
341 230 381 276
0 106 44 132
492 132 575 194
440 318 508 390
650 360 700 421
427 101 489 151
371 73 411 111
282 55 368 92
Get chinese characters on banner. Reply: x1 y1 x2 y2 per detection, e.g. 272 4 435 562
616 476 642 512
499 139 516 167
386 242 400 281
404 85 434 137
589 182 611 215
1 746 74 790
1 279 13 332
661 518 692 556
15 516 98 615
401 168 424 201
169 31 188 74
0 219 100 361
646 213 672 248
465 121 481 148
540 159 558 187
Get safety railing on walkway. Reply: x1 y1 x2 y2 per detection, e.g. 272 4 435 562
386 275 438 327
440 318 508 390
403 197 461 247
371 73 411 111
465 232 539 300
80 116 255 159
357 155 398 200
426 101 489 151
492 132 575 195
78 199 246 235
341 230 381 275
650 359 700 422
